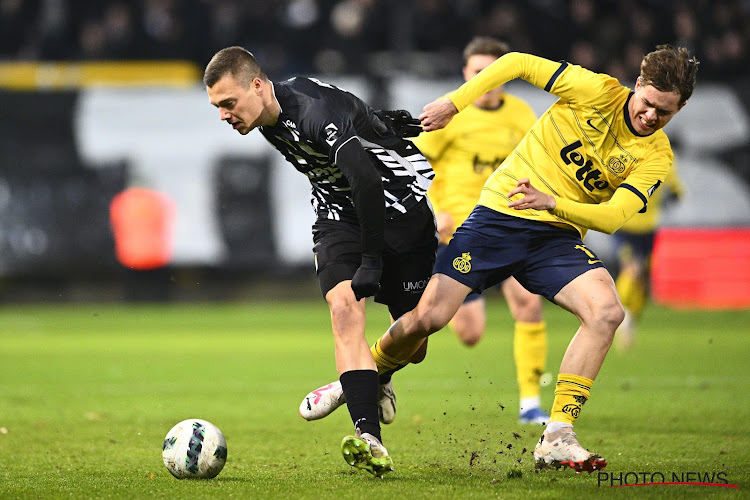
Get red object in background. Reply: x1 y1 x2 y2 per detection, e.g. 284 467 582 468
651 228 750 309
110 188 176 270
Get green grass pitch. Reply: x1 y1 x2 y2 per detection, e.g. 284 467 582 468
0 298 748 498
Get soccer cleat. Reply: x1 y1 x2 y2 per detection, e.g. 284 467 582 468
378 380 397 424
534 428 607 473
341 430 394 478
299 380 397 424
519 407 550 425
299 381 346 421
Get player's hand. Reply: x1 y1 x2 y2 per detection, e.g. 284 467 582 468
374 109 422 137
507 178 556 211
419 98 458 132
351 254 382 300
436 212 454 244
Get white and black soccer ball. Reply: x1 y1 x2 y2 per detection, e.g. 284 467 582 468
162 419 227 479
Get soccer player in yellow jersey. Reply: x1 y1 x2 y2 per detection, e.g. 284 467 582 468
369 45 698 472
613 161 685 351
416 37 550 425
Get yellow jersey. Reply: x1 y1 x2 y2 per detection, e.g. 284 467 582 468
415 93 537 240
619 160 684 234
450 53 674 238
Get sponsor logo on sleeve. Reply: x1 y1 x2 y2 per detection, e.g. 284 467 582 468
324 123 339 146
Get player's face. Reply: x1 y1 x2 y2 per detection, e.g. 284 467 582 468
629 77 684 135
207 74 266 135
464 54 504 106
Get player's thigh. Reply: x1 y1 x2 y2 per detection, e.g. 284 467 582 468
501 277 543 323
514 229 605 301
433 219 524 295
379 200 438 319
451 297 486 344
379 250 435 320
312 220 361 297
413 273 474 331
438 243 486 306
553 267 622 322
455 296 485 320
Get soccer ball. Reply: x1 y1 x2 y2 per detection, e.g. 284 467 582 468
162 419 227 479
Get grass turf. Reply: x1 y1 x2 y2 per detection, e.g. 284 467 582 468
0 299 748 498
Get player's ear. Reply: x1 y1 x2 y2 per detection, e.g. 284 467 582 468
252 77 264 94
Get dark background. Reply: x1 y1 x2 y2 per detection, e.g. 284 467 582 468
0 0 748 302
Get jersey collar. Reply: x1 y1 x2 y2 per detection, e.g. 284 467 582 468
623 91 654 138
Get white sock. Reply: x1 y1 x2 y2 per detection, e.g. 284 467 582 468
519 396 541 413
546 421 573 434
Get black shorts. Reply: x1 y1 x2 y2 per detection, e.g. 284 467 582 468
312 199 437 319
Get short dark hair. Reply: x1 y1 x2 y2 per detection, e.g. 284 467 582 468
640 44 699 105
203 46 268 88
463 37 510 63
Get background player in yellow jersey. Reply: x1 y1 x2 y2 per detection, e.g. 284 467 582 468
613 162 685 351
416 36 550 425
366 45 698 472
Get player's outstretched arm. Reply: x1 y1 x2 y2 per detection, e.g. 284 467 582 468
420 54 562 133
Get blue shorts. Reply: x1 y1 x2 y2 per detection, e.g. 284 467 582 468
436 244 497 303
612 231 655 261
433 206 606 301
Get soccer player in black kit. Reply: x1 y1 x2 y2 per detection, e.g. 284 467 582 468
204 46 437 477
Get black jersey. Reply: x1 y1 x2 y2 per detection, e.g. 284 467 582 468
259 77 434 224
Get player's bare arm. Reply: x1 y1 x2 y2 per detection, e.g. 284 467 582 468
419 98 458 132
507 178 556 211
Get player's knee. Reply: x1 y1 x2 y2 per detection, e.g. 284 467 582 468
505 285 543 322
327 295 362 328
610 301 626 329
410 306 450 337
458 330 482 346
328 297 353 317
590 300 626 337
514 298 543 323
453 320 484 346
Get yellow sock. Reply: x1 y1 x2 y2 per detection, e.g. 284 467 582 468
549 374 593 425
371 337 409 376
513 321 547 400
615 268 635 308
616 269 646 319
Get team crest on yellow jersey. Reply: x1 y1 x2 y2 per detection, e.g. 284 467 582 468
606 154 629 175
453 252 472 273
